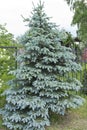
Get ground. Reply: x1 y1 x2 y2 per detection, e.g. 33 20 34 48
46 95 87 130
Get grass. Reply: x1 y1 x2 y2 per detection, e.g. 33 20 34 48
46 95 87 130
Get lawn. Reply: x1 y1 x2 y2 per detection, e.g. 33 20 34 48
0 96 87 130
46 95 87 130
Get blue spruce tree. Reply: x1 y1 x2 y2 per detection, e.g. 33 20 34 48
0 1 84 130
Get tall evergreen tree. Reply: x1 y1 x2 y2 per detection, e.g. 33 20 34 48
0 1 84 130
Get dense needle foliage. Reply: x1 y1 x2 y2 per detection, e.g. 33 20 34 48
0 1 84 130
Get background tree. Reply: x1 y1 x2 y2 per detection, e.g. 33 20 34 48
65 0 76 6
0 24 17 91
0 1 84 130
65 0 87 47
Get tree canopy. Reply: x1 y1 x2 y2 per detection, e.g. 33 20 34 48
0 24 17 89
65 0 87 45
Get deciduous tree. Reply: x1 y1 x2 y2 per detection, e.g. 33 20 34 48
65 0 87 46
0 24 16 89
